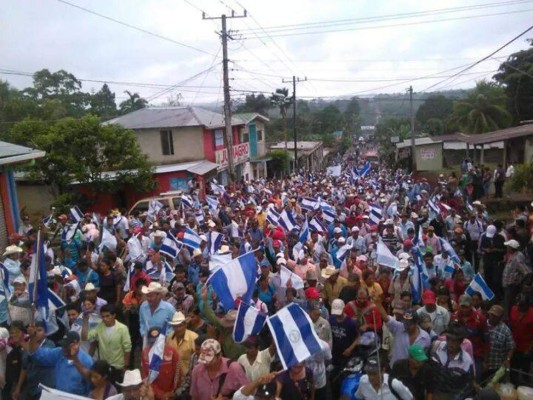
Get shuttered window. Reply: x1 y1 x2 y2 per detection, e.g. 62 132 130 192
160 130 174 155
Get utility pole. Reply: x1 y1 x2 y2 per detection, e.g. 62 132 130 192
203 10 246 183
282 76 307 173
409 85 416 173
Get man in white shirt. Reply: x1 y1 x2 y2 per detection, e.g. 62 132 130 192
355 357 413 399
237 337 275 383
416 290 450 335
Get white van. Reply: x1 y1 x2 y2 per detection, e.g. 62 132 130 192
128 191 183 216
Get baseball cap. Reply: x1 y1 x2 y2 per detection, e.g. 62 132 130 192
504 239 520 249
330 299 345 316
59 331 80 348
304 287 320 300
422 290 436 305
364 357 380 373
488 305 504 317
408 344 428 362
198 339 221 364
333 227 342 234
485 225 497 239
403 309 419 324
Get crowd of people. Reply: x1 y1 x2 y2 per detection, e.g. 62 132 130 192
0 149 532 400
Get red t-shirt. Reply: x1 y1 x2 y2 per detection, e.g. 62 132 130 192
344 300 383 332
509 306 533 353
452 309 487 358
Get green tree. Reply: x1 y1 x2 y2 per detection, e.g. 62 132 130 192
375 117 411 166
10 115 155 197
450 80 512 134
416 94 453 134
235 93 271 116
268 150 290 177
314 104 344 134
90 84 117 120
510 161 533 192
119 91 148 114
270 88 292 148
494 41 533 124
344 97 361 137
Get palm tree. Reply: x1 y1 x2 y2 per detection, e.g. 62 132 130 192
119 90 148 114
270 88 292 149
451 80 512 134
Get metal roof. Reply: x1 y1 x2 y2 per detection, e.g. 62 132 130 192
232 113 269 125
270 141 323 151
0 141 46 165
459 124 533 145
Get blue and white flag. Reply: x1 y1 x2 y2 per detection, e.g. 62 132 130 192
377 241 400 269
147 199 164 222
439 237 460 264
183 228 202 249
326 165 342 177
233 301 267 343
207 251 257 310
386 202 398 218
279 210 298 232
443 264 456 277
147 333 166 384
299 219 309 244
160 232 183 259
411 251 424 304
336 244 352 263
29 232 49 316
195 209 205 226
322 208 336 224
181 195 194 209
0 263 11 300
211 181 226 195
428 198 441 218
266 208 280 226
206 195 219 211
466 273 495 300
267 303 323 370
413 226 426 254
147 261 174 283
208 231 223 255
47 288 66 311
69 206 84 223
359 161 371 178
300 197 319 212
122 263 136 292
208 252 232 271
280 265 305 290
99 228 117 253
42 214 55 228
466 201 474 214
369 204 382 225
309 217 326 233
61 223 79 242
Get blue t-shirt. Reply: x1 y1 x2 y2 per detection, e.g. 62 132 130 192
329 315 358 363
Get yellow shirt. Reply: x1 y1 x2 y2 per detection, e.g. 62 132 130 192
322 276 348 304
166 329 198 376
361 281 383 302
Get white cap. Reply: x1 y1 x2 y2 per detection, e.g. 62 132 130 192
397 259 410 271
504 239 520 249
351 226 360 232
276 258 286 266
331 299 345 316
398 252 410 260
337 237 346 244
485 225 497 239
333 227 342 234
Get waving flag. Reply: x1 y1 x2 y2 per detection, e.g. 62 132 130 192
69 206 84 223
183 228 202 249
336 244 352 263
99 228 117 253
181 195 194 209
160 232 183 259
411 251 424 304
428 198 441 219
233 301 267 343
206 195 219 211
299 219 310 244
147 261 174 283
29 231 49 317
42 214 55 228
300 197 319 212
208 252 232 271
359 161 371 177
322 208 336 224
0 263 11 301
466 273 495 300
386 202 398 218
413 226 426 254
267 303 323 370
279 265 305 290
439 237 460 264
326 165 341 177
369 204 382 225
310 217 326 233
279 210 298 232
147 199 164 222
376 241 400 270
266 208 280 226
211 181 226 195
47 288 66 311
195 209 205 226
208 231 223 255
147 333 166 383
207 251 257 310
122 263 136 292
61 223 79 242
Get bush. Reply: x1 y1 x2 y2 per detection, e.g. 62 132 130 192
510 162 533 192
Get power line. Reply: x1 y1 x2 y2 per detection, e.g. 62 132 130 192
241 9 533 39
56 0 218 57
238 0 531 33
421 24 533 92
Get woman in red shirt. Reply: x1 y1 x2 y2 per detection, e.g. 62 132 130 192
509 296 533 385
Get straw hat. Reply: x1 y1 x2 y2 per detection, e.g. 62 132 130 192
321 265 339 279
141 282 168 295
117 369 143 387
2 245 23 257
168 311 187 326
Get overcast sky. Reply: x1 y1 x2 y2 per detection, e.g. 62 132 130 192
1 0 532 107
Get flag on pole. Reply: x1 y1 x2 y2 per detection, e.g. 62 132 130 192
122 263 136 292
300 197 319 212
206 195 219 211
183 228 202 249
181 195 194 209
322 208 336 224
279 265 305 290
369 204 382 225
298 219 309 244
211 182 226 195
208 252 232 271
61 223 79 242
99 228 117 253
309 217 326 233
147 199 164 222
147 333 166 384
195 209 205 226
29 232 49 317
376 241 400 269
160 232 183 259
439 237 460 264
207 231 223 255
42 214 55 228
207 252 257 310
267 303 323 370
335 244 352 263
233 301 267 343
411 251 424 304
266 208 280 226
69 206 84 223
279 210 298 232
359 161 371 177
466 273 495 300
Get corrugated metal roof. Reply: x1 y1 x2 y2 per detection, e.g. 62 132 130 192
270 141 322 150
232 113 269 125
396 137 440 149
0 141 46 165
186 160 219 175
460 124 533 145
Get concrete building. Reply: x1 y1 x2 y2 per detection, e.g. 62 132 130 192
269 141 324 172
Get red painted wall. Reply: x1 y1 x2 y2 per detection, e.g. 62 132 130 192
0 172 15 236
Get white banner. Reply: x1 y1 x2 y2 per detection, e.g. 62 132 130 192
326 165 341 177
39 385 91 400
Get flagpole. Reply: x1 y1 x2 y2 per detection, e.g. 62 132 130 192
30 229 42 325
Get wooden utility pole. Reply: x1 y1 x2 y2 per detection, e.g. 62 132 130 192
282 76 306 172
409 85 416 173
203 10 246 183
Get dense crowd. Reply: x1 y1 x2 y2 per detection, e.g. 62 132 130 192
0 150 532 400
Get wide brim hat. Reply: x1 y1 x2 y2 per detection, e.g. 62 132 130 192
168 311 187 326
83 282 99 292
141 282 168 295
117 369 143 387
321 265 339 279
2 245 23 257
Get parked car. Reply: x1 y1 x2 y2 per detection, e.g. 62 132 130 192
128 191 183 215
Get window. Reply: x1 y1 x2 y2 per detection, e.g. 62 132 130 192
242 132 249 143
257 130 263 141
214 129 224 147
160 130 174 155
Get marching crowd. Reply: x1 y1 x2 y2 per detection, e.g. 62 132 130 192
0 150 532 400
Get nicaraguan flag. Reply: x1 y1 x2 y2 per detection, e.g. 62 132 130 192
147 199 164 222
267 303 323 370
99 228 117 253
326 165 341 177
195 209 205 226
183 228 202 249
411 251 424 304
181 195 194 209
206 195 219 211
266 208 280 226
413 226 426 254
376 241 400 269
207 251 257 310
61 223 79 242
359 161 371 177
279 210 298 232
47 288 66 311
148 333 166 384
279 265 305 290
336 244 352 263
160 232 183 259
211 181 226 195
233 301 267 343
466 273 495 300
0 263 11 300
29 233 49 316
208 231 223 255
300 197 319 212
369 204 382 225
42 214 55 228
439 237 460 264
208 252 232 271
387 202 398 218
444 264 456 277
69 206 84 223
309 217 326 233
428 198 441 218
299 219 309 244
322 208 336 224
122 263 136 292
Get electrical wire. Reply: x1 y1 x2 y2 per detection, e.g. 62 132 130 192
56 0 218 57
